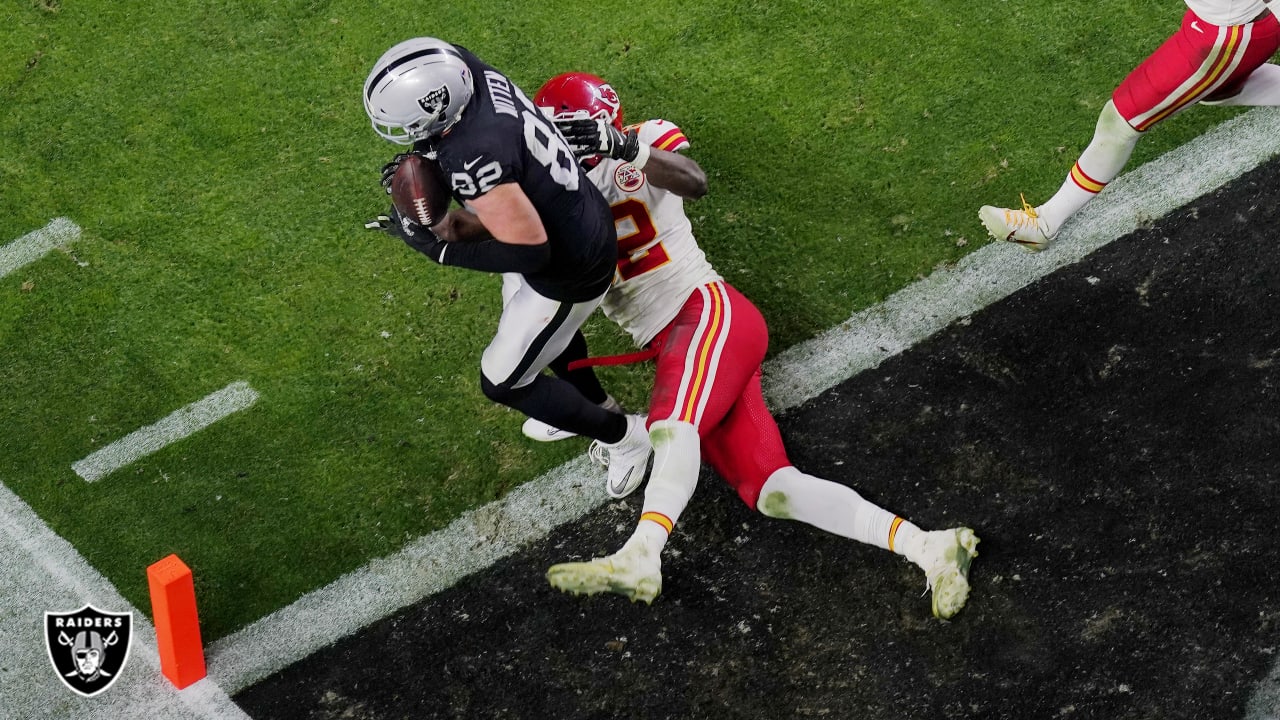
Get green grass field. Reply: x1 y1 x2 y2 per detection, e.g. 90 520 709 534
0 0 1245 640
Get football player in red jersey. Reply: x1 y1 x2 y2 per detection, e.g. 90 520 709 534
533 73 980 619
980 0 1280 251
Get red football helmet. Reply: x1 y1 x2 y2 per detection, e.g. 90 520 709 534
534 72 624 130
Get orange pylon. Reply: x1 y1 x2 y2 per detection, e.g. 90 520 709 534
147 554 206 689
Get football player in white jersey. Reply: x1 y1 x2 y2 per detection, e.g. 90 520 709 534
980 0 1280 250
531 73 980 619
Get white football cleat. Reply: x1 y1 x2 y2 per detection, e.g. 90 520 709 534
521 395 623 442
588 414 652 498
546 539 662 604
979 195 1054 252
902 527 980 620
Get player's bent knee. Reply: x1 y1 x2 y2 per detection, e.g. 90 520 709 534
1099 100 1142 138
646 418 694 445
479 373 525 407
757 490 794 519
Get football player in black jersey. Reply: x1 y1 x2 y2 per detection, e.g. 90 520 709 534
362 37 652 494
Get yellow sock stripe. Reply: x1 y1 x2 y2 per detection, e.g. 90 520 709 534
679 284 725 422
887 516 904 553
641 511 674 535
1069 163 1106 194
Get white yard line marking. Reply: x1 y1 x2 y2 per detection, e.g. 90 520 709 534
207 107 1280 704
0 217 81 279
0 484 251 719
71 381 260 483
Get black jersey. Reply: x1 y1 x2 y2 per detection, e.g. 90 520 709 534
417 46 616 302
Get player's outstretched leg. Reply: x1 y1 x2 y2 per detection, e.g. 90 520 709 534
980 101 1140 252
900 528 980 620
546 536 662 604
755 467 981 619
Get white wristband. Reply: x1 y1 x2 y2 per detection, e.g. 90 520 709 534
631 142 651 170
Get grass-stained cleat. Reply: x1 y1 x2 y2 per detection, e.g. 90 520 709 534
903 527 980 620
546 541 662 604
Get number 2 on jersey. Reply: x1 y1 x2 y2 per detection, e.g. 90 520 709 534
612 198 670 281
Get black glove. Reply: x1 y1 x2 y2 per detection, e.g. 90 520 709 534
379 153 412 194
365 206 447 262
555 118 641 161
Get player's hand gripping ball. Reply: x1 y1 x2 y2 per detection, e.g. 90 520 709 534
385 153 450 227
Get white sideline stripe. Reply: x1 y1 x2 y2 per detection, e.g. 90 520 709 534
208 105 1280 711
0 217 81 278
72 381 260 482
0 484 251 719
1248 662 1280 720
767 107 1280 409
207 454 605 691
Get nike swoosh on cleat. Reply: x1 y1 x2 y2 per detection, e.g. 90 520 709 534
1003 234 1041 249
610 468 634 495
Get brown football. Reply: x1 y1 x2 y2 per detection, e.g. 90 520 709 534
390 153 450 227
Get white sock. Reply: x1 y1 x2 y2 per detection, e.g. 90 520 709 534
756 466 922 555
1037 100 1142 234
629 420 701 554
1202 63 1280 106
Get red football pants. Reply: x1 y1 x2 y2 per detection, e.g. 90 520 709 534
646 281 790 508
1113 8 1280 131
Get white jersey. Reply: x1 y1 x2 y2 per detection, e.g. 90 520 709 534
589 119 721 347
1185 0 1268 26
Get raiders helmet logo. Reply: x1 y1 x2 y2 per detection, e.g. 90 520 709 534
45 605 133 697
417 85 451 119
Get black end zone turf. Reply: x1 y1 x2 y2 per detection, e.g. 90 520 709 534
236 158 1280 720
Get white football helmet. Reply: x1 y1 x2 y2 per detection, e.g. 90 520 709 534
363 37 474 145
